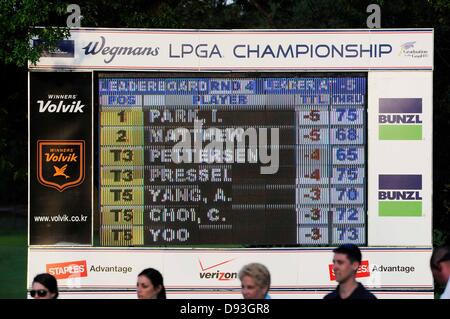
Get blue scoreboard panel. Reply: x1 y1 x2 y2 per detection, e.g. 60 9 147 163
98 75 366 246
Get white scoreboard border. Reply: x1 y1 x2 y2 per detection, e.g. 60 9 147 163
28 28 434 298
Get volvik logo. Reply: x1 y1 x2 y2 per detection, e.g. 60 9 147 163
37 140 85 192
37 99 85 113
198 258 238 281
329 260 371 281
37 93 85 113
46 260 88 280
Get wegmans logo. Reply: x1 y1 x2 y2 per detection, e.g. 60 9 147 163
378 174 422 217
378 98 422 140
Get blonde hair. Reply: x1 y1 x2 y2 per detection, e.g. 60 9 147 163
238 263 270 290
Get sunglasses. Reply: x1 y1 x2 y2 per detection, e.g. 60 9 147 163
30 289 48 297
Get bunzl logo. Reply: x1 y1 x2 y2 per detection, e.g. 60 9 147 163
378 98 422 140
378 175 422 217
46 260 88 280
329 260 370 281
198 258 238 281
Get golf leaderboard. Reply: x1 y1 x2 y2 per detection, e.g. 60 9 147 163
99 75 366 246
28 29 434 299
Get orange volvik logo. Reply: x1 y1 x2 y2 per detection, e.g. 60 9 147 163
46 260 88 280
329 260 370 281
37 140 85 192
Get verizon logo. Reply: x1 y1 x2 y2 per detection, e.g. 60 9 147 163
38 100 85 113
329 260 371 281
198 259 237 281
46 260 88 279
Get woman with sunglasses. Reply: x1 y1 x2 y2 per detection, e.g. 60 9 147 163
30 273 59 299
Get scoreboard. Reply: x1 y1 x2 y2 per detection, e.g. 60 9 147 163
28 28 434 299
98 75 367 246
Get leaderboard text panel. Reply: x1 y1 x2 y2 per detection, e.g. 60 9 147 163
99 74 366 246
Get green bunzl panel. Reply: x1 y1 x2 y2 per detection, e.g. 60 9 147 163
379 201 422 217
379 125 422 140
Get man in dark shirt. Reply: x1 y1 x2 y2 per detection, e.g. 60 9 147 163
324 244 376 300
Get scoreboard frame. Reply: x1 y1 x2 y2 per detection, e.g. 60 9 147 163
27 28 434 299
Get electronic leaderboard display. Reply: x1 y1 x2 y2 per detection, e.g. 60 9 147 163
99 74 366 246
27 29 434 299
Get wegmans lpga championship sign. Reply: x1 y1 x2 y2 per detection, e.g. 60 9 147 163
31 29 432 70
28 28 433 298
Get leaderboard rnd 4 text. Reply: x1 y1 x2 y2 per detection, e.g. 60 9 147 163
98 74 366 247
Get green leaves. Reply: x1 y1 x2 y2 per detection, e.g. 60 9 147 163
433 229 449 247
0 0 69 67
